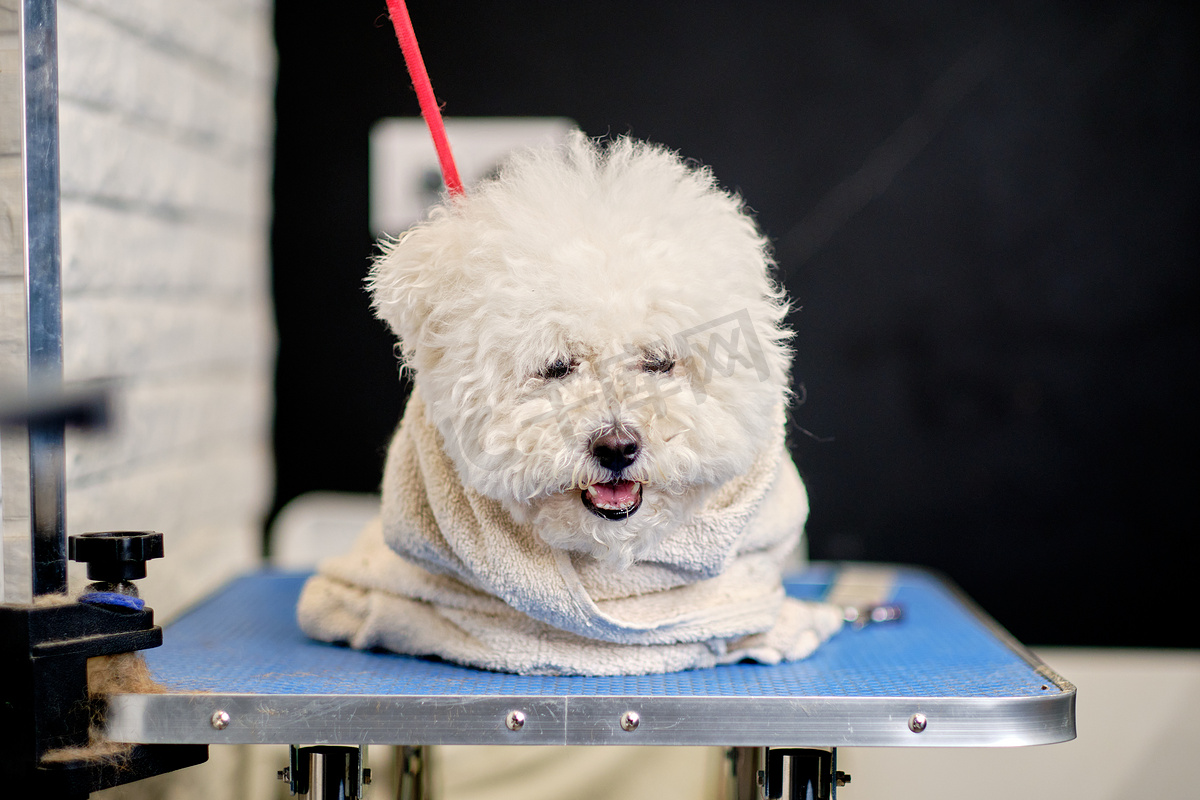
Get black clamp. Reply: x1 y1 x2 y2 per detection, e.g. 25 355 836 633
0 531 207 797
71 531 164 610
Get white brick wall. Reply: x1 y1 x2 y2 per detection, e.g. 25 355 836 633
1 0 276 620
1 0 34 597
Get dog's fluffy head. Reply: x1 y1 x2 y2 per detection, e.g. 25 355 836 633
370 134 792 568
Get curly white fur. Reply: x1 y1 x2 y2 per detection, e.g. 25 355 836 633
369 133 793 569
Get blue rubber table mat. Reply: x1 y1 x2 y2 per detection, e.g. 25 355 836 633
104 564 1074 747
144 565 1052 699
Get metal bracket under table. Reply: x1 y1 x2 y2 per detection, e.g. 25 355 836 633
101 564 1075 796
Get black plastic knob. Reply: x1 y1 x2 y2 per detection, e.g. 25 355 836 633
69 531 164 583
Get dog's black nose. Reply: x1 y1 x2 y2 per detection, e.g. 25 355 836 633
591 429 640 472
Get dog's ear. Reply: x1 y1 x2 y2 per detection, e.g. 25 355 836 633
367 218 459 373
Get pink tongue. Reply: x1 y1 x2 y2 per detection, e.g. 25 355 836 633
592 480 638 505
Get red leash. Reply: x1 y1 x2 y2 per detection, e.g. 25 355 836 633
384 0 465 197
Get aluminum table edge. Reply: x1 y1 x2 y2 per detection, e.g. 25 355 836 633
103 688 1075 748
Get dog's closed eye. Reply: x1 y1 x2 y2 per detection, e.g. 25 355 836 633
640 353 675 374
540 357 577 380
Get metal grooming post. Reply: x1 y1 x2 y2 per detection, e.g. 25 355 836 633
2 5 210 794
17 0 67 597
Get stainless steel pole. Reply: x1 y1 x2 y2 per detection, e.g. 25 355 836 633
20 0 66 596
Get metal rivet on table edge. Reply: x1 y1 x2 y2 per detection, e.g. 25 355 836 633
210 710 231 730
620 711 640 732
908 712 928 733
505 710 526 731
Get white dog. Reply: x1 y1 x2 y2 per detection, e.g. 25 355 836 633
368 133 793 570
299 132 840 675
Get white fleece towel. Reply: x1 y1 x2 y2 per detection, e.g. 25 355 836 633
297 392 843 675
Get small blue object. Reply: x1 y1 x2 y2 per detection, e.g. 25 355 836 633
79 591 145 610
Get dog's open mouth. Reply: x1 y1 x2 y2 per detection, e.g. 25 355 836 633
581 480 642 520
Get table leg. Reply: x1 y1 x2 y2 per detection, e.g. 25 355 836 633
729 747 849 799
395 745 429 800
280 745 371 800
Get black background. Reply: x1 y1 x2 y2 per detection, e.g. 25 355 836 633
271 1 1198 648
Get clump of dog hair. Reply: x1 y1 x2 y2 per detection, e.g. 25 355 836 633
39 643 166 765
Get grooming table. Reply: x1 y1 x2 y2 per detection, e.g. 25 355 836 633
103 564 1074 750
